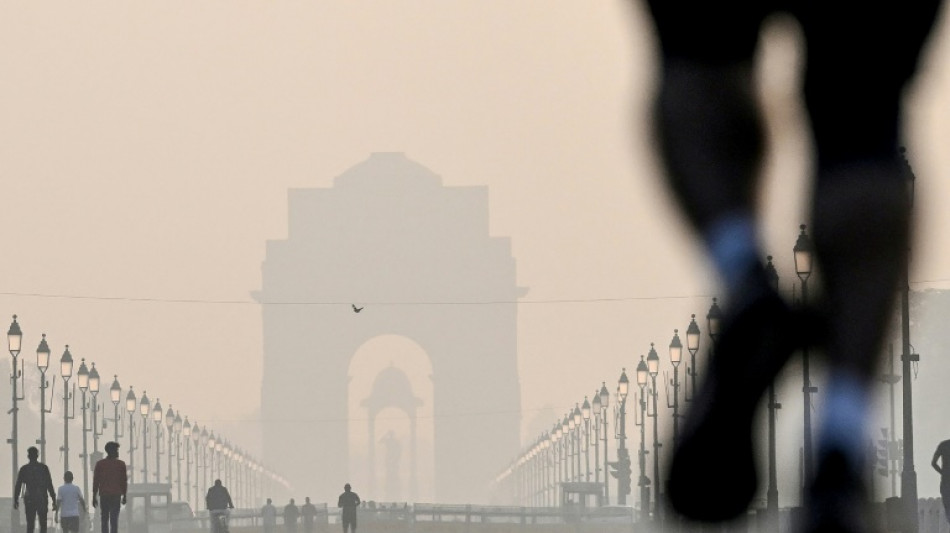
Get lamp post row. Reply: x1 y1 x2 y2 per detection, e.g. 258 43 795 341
495 224 891 530
4 316 278 515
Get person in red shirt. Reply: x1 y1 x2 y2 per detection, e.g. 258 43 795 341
92 441 127 533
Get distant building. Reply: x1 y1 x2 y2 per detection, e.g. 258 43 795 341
256 153 523 503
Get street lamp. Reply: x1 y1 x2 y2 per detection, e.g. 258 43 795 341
551 422 564 505
202 428 210 495
615 369 630 505
8 315 24 508
668 330 682 448
566 413 576 482
194 425 204 509
59 344 76 470
140 391 151 481
110 376 122 442
174 412 183 501
635 356 649 521
599 382 610 505
591 392 601 487
764 255 782 531
208 431 217 482
548 426 559 506
183 417 192 508
685 315 700 401
36 334 52 462
794 224 817 486
572 404 582 481
60 345 75 471
89 363 101 457
216 440 224 483
646 344 661 522
164 406 175 486
899 147 920 533
77 359 90 497
581 399 591 482
152 399 163 483
126 387 137 482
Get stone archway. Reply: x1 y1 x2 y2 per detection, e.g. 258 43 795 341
258 153 524 502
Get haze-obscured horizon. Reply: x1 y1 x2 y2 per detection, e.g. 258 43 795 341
1 1 949 506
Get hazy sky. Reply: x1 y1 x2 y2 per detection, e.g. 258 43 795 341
1 1 949 506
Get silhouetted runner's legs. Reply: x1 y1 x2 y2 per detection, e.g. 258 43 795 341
641 0 944 527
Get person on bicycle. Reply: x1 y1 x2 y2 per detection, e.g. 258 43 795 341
205 479 234 533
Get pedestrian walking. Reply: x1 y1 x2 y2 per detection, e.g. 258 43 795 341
55 471 87 533
283 499 299 533
933 439 950 524
14 446 58 533
337 484 361 533
262 498 278 533
300 497 317 533
92 441 127 533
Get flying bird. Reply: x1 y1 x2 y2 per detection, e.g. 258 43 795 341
352 304 363 313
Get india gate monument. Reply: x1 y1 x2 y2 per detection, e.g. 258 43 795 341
256 153 522 503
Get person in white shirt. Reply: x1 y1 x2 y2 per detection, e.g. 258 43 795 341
55 471 86 533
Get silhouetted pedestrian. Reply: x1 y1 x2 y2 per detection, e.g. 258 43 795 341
206 479 234 533
55 471 86 533
933 440 950 523
283 498 299 533
262 498 278 533
14 446 57 533
300 497 317 533
337 484 360 533
92 441 127 533
640 0 945 531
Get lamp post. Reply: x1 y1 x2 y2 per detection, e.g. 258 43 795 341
599 382 610 505
110 376 122 442
899 147 920 533
572 405 582 481
77 359 90 498
561 419 570 487
616 369 630 505
225 443 231 486
174 412 183 500
794 224 817 489
591 392 601 487
635 356 650 521
125 387 137 482
216 440 224 483
89 364 101 458
195 425 204 510
165 406 175 486
685 315 700 401
647 344 661 522
183 418 192 507
765 255 782 531
8 315 24 511
208 431 217 482
139 391 150 481
152 399 163 483
60 346 75 471
581 399 591 481
36 334 52 463
668 330 682 448
551 423 561 505
202 428 211 495
548 427 558 506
